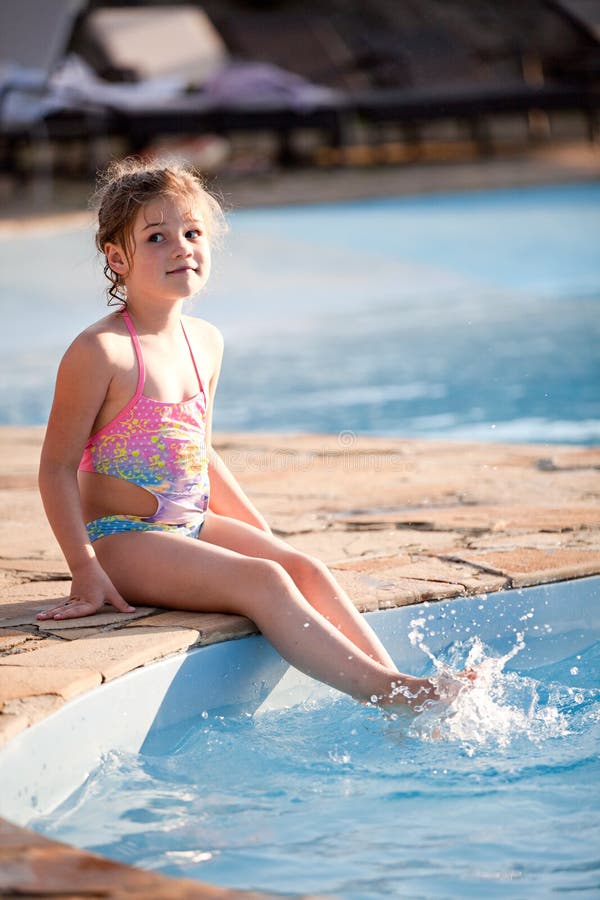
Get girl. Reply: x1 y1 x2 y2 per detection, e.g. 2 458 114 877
37 158 462 710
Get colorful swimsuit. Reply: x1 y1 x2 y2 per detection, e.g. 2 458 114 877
79 309 210 543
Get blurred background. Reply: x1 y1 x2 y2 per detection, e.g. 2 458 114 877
1 1 599 444
1 0 599 199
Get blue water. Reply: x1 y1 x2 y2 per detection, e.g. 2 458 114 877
31 611 600 898
1 182 599 442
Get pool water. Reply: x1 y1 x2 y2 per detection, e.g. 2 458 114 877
1 182 599 443
30 591 600 899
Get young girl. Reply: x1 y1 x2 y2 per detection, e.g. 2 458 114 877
37 158 461 710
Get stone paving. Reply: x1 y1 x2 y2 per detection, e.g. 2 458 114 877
1 427 599 896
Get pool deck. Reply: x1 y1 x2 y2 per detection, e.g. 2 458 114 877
1 425 599 896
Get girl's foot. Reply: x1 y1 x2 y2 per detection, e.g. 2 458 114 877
382 670 477 711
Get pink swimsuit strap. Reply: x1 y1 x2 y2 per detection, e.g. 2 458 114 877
120 309 145 402
120 308 204 402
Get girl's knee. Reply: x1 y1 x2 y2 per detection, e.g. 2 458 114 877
242 556 293 600
283 549 327 583
231 556 298 621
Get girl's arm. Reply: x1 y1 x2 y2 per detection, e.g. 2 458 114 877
37 333 135 620
202 323 271 534
208 448 272 533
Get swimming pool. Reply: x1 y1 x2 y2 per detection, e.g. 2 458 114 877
3 577 599 898
1 182 599 443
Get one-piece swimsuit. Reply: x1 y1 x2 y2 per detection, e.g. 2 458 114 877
79 309 210 542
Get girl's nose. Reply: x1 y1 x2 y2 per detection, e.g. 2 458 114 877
173 237 192 256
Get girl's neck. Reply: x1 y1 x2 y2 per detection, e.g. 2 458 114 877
122 300 184 335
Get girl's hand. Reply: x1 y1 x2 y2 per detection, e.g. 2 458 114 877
36 565 135 621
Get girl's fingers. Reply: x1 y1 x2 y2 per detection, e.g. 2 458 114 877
36 594 134 620
46 598 96 620
110 594 136 613
36 600 81 620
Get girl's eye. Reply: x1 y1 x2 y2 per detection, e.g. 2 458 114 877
186 229 202 239
148 232 164 243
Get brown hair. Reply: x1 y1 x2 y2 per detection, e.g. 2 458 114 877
92 157 227 305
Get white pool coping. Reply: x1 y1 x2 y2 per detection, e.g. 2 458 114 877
1 576 598 827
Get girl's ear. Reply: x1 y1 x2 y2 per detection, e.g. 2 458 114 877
105 242 129 276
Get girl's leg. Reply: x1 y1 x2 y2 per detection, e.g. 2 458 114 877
199 511 397 669
94 530 434 708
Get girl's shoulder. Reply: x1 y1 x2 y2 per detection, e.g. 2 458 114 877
182 314 222 340
63 312 130 368
182 315 224 385
70 311 123 342
182 315 224 356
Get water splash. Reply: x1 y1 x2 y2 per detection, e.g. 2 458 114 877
407 617 570 755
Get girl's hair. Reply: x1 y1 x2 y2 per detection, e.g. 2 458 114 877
92 157 227 305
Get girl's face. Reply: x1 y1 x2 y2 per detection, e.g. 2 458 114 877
108 194 211 304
